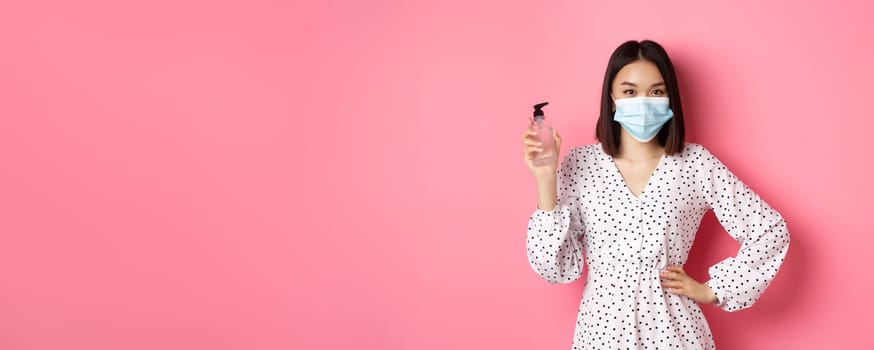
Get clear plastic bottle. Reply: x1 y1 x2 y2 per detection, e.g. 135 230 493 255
531 102 557 167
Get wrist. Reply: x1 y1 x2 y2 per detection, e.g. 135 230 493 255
535 174 557 186
702 282 719 305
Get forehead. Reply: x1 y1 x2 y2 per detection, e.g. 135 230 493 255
614 60 664 86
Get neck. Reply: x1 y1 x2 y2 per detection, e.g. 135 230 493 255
616 130 664 161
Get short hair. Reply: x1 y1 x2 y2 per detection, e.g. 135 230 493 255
596 40 685 156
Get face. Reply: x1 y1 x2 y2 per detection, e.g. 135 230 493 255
611 59 668 104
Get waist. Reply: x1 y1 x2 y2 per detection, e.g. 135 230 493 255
586 260 681 274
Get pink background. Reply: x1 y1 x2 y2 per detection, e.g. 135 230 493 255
1 1 872 349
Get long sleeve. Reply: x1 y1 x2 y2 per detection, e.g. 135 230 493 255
696 146 790 312
525 148 585 284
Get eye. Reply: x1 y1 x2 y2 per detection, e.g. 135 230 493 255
651 89 665 96
623 89 635 96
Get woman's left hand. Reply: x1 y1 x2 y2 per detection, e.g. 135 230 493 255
660 265 719 305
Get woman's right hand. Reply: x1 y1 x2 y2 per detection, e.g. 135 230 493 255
522 117 562 180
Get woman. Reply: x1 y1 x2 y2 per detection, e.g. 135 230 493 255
522 40 790 349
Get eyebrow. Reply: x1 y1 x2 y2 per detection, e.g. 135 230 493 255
620 81 666 87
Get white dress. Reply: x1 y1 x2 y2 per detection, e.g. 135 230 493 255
526 142 790 349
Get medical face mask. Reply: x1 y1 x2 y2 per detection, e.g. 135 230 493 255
612 96 674 142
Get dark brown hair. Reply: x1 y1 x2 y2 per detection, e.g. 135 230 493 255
596 40 685 156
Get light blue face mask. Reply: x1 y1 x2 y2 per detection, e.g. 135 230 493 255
612 96 674 142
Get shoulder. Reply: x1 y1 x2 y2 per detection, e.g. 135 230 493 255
674 142 718 162
676 142 705 157
564 143 603 164
677 142 731 173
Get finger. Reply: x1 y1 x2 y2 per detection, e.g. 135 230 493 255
522 129 537 139
524 148 536 161
522 133 540 144
526 146 544 154
524 150 543 162
525 146 544 156
524 147 536 160
666 287 688 297
524 139 543 147
666 265 686 275
661 280 685 288
659 271 684 281
664 284 689 295
659 270 686 280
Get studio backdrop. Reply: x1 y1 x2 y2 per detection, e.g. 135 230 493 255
1 1 871 349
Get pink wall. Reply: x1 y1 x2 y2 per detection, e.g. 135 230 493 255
1 1 871 349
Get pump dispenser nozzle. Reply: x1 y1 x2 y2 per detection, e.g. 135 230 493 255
533 102 549 119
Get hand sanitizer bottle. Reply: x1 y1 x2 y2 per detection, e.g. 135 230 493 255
532 102 557 166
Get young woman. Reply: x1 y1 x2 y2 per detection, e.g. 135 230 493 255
522 40 790 349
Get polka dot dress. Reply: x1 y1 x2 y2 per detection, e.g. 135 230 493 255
526 142 790 349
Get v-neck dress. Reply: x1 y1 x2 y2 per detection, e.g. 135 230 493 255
525 142 790 349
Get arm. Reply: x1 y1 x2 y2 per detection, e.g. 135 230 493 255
697 146 791 312
525 148 585 284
